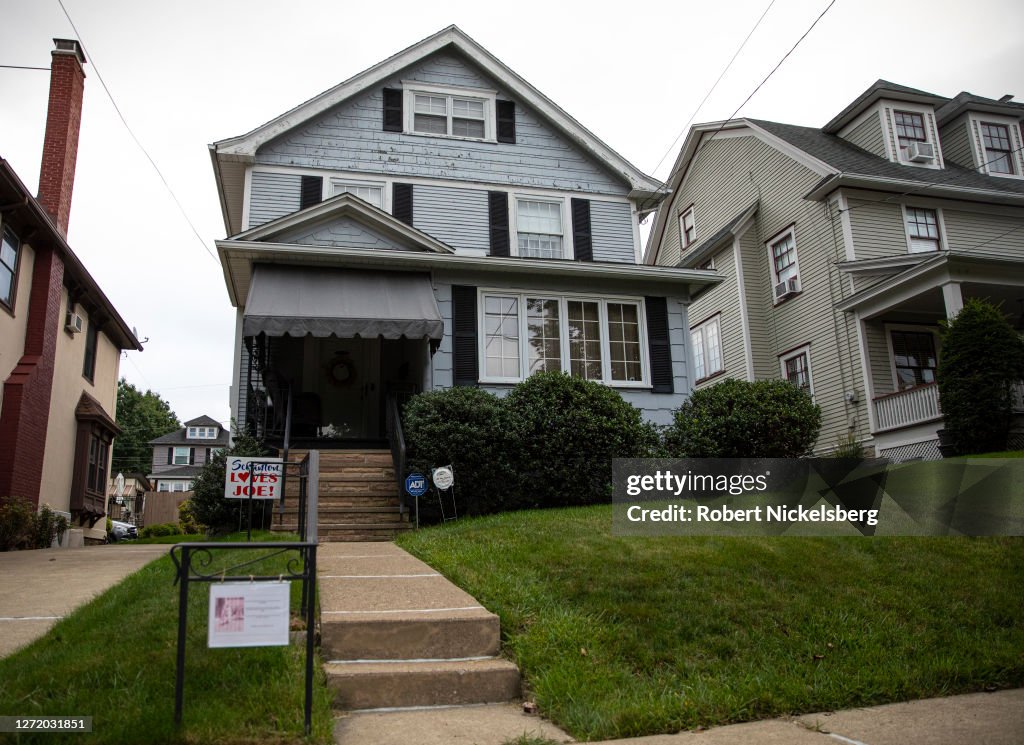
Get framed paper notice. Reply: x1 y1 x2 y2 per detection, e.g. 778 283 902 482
208 582 290 648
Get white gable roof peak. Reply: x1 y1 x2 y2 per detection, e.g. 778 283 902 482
210 25 664 198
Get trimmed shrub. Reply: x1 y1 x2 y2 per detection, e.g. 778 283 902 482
189 427 272 533
938 298 1024 455
403 386 510 516
502 371 659 508
140 522 182 538
664 378 821 457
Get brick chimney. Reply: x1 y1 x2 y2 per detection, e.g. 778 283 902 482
37 38 87 236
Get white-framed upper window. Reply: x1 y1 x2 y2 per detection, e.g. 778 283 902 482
515 198 564 259
331 179 385 209
903 206 944 253
886 104 941 167
780 345 813 396
403 83 496 141
172 447 190 465
690 315 722 383
679 206 696 249
767 225 800 299
972 115 1024 178
187 426 219 439
479 291 648 387
1 224 20 311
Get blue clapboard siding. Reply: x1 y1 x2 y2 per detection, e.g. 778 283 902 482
255 51 628 196
590 201 635 263
249 171 302 228
276 215 418 250
413 184 489 252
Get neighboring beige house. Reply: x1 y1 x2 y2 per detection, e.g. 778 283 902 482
647 80 1024 459
0 40 141 541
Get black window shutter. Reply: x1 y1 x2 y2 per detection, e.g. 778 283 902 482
205 448 211 463
167 447 173 465
487 191 510 257
300 175 322 210
189 447 195 465
393 183 414 225
383 88 403 132
496 100 516 143
452 285 479 387
645 297 674 393
571 198 593 261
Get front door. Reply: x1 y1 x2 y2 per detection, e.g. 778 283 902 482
314 337 381 440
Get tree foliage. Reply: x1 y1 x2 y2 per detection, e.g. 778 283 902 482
937 298 1024 455
663 378 822 457
188 428 270 533
113 379 180 476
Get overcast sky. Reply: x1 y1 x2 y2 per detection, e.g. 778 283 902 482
2 0 1022 429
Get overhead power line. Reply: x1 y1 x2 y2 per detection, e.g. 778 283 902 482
56 0 219 266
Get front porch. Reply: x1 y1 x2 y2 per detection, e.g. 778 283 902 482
839 252 1024 459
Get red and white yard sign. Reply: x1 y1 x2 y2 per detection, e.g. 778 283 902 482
224 457 284 500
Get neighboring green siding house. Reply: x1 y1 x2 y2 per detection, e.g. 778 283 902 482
647 80 1024 459
211 26 720 449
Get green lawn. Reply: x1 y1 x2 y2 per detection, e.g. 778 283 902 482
398 506 1024 741
0 531 333 744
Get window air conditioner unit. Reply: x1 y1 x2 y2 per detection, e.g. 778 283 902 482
907 141 935 163
774 278 800 300
65 311 84 334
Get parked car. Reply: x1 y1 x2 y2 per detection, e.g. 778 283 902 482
109 520 138 542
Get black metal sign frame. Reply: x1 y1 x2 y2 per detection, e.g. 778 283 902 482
169 541 318 735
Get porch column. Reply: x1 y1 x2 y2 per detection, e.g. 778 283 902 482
941 282 963 320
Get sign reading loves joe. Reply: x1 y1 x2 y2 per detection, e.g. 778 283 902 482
224 457 284 500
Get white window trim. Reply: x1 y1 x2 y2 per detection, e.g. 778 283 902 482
779 344 814 397
969 113 1024 179
679 205 696 250
690 314 723 383
402 82 497 143
172 446 191 465
476 289 650 388
511 195 572 259
884 323 941 392
766 224 801 304
329 177 388 210
884 102 944 169
901 204 947 254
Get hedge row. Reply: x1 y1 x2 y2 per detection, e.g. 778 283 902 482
403 372 821 519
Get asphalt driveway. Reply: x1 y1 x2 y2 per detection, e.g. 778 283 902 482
0 543 168 657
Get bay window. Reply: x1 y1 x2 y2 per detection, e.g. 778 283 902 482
690 316 722 382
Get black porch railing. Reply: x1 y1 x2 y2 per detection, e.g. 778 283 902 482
385 392 417 529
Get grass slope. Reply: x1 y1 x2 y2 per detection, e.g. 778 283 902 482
0 532 333 744
398 506 1024 741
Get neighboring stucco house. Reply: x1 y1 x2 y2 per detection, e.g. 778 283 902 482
647 80 1024 459
146 415 228 492
0 40 141 542
210 26 718 448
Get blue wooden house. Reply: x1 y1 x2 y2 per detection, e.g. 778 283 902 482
210 26 719 451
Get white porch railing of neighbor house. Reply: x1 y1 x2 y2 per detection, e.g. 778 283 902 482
873 383 941 432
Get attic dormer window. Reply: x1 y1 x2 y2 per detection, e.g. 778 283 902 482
894 111 926 152
403 83 496 142
981 123 1015 174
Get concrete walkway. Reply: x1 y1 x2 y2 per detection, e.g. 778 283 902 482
0 543 167 658
334 688 1024 744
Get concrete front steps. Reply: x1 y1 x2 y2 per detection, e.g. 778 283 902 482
319 542 521 711
273 449 412 542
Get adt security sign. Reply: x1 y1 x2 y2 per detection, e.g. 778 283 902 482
405 473 428 498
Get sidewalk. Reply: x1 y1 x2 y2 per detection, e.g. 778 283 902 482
335 688 1024 744
0 543 168 658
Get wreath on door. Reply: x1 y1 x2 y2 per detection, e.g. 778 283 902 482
325 353 357 388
